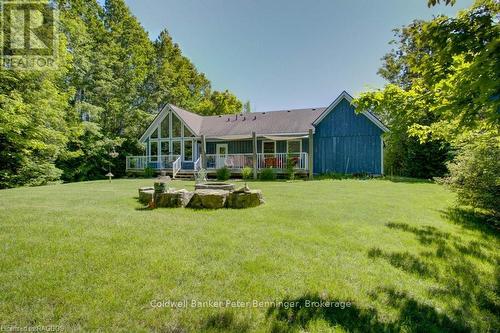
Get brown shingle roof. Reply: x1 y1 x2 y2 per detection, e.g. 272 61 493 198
169 104 326 137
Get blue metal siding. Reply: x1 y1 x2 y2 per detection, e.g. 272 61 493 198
314 98 383 174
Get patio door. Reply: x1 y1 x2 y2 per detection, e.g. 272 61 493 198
216 144 228 169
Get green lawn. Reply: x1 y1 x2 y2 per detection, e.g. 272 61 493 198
0 179 497 332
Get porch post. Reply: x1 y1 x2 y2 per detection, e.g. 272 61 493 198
308 129 314 180
201 135 206 169
252 132 258 180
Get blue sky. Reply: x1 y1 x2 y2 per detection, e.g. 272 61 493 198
118 0 472 112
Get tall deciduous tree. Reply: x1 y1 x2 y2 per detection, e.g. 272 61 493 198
1 0 241 187
0 14 73 187
354 0 499 212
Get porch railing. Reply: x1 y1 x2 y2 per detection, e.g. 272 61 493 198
194 156 202 171
126 153 309 171
172 156 182 178
205 153 308 170
126 155 181 171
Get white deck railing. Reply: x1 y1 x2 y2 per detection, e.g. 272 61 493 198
205 153 308 170
126 155 180 171
194 156 202 171
172 156 182 178
127 153 309 171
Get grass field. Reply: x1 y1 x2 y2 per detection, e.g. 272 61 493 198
0 179 498 332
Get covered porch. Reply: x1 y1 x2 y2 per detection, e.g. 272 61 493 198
126 130 314 179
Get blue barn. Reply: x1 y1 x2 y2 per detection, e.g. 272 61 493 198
128 91 388 178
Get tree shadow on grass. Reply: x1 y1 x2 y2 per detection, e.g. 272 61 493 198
201 311 251 333
266 292 469 333
367 221 500 331
368 248 434 277
441 207 499 238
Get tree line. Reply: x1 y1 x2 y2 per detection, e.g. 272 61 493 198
354 0 499 216
0 0 242 188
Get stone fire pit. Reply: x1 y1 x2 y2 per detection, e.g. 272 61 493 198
138 182 264 210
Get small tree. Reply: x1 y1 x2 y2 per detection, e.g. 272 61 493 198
286 157 297 180
242 167 253 180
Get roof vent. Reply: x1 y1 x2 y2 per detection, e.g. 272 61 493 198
312 108 316 111
235 115 238 120
242 116 246 121
287 110 291 112
262 112 266 115
253 116 257 120
227 117 230 122
218 115 222 117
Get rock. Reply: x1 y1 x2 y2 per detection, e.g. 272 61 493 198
227 190 264 209
188 189 229 209
138 189 154 205
138 187 154 195
155 190 194 208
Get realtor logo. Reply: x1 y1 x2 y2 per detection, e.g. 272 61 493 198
1 0 58 70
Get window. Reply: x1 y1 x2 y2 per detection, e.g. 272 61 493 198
183 125 194 137
287 140 301 154
150 142 158 161
172 114 181 137
161 114 169 138
172 141 181 156
184 140 193 161
151 128 158 139
263 141 276 154
161 141 170 157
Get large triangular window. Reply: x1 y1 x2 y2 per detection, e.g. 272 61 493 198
161 113 169 138
183 125 194 137
172 114 182 138
150 128 158 139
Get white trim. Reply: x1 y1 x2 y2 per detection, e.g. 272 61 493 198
139 105 168 143
313 91 389 132
380 135 384 175
216 144 229 169
139 104 199 143
204 132 310 141
286 139 302 154
216 143 228 156
262 141 276 154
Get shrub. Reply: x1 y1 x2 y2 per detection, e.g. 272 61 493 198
144 166 155 178
260 167 276 181
242 167 253 180
443 136 499 217
216 166 231 181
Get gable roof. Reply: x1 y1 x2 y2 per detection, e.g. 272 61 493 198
139 92 388 142
199 107 326 137
313 91 389 132
138 104 203 142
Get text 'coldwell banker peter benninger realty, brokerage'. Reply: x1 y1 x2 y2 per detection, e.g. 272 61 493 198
150 299 353 309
